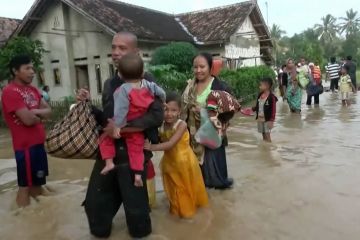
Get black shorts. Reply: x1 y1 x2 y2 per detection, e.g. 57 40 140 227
15 144 49 187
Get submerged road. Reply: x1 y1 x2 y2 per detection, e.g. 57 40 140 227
0 91 360 240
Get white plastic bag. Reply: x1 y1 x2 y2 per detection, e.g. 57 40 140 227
195 109 222 149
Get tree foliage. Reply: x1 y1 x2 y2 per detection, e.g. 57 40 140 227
339 9 360 36
314 14 338 43
148 64 191 92
0 37 45 81
273 9 360 67
219 66 276 100
270 24 286 66
151 42 198 72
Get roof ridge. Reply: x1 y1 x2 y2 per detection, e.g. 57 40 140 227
0 16 22 21
176 1 254 16
103 0 174 16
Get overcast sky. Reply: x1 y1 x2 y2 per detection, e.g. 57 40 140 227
0 0 359 36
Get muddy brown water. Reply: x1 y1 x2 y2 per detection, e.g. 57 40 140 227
1 92 360 240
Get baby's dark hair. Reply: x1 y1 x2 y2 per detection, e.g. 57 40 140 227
118 53 143 79
342 65 350 72
260 77 273 88
166 91 182 107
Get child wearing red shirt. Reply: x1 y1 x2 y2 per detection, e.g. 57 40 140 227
99 53 165 187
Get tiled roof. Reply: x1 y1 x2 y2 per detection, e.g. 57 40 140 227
176 2 254 43
14 0 272 62
102 0 193 42
65 0 156 39
0 17 20 46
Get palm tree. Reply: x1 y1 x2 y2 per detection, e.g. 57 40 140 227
339 9 360 36
270 24 286 66
314 14 338 42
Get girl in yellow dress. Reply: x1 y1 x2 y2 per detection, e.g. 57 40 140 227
145 92 208 218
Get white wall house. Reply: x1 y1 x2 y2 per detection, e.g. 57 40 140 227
14 0 272 100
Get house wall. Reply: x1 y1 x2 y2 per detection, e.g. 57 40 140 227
29 2 159 100
224 16 263 67
30 1 73 100
27 4 265 99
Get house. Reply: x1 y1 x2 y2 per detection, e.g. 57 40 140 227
0 17 21 47
13 0 272 100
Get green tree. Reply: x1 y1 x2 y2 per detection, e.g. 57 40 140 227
339 9 360 36
151 42 198 73
270 24 286 66
341 33 360 62
0 37 45 81
314 14 338 42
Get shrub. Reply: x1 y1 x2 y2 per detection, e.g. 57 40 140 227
219 66 276 101
151 42 198 72
149 64 276 103
149 64 191 92
0 37 45 81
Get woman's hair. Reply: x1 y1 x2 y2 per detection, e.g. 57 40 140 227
166 91 182 107
286 58 294 64
260 77 273 88
342 65 349 72
193 52 213 69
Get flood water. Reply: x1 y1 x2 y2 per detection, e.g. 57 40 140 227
1 92 360 240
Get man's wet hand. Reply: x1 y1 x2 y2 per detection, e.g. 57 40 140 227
144 140 151 151
103 119 117 138
76 89 90 102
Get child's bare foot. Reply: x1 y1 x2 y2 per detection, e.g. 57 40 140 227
101 161 115 175
134 174 143 187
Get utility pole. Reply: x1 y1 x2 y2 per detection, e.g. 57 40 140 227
265 1 269 25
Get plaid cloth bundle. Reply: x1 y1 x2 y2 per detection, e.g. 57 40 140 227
45 101 99 159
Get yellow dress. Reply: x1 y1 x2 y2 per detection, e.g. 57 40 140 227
159 120 209 218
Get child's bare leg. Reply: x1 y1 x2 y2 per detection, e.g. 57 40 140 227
101 159 115 175
262 133 266 141
134 174 143 187
16 187 30 207
264 133 272 142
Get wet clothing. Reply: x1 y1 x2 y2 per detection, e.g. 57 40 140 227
15 144 48 187
253 92 277 122
312 66 322 84
257 122 271 134
307 67 322 105
42 90 50 102
1 82 48 187
306 94 319 105
339 74 353 101
1 83 46 150
287 83 302 112
83 72 163 238
330 78 339 91
196 78 214 105
344 61 357 88
281 72 289 88
182 76 233 189
99 80 165 173
146 159 156 208
326 63 340 80
159 120 208 217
